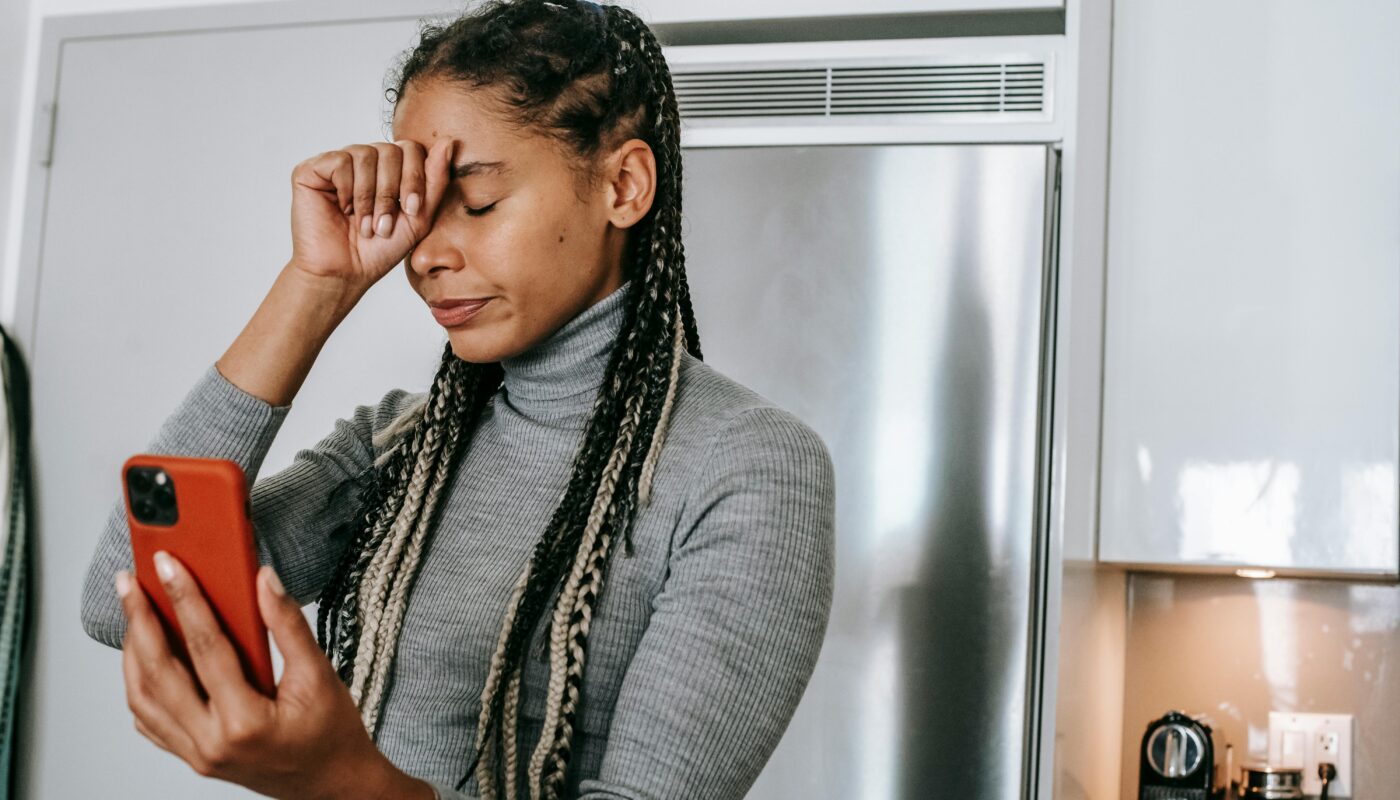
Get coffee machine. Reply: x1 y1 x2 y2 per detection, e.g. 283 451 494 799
1139 710 1227 800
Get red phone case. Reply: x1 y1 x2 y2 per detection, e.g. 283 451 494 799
122 453 275 696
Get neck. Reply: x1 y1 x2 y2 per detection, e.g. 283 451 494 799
498 280 632 424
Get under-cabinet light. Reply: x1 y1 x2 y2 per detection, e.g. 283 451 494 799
1235 568 1277 579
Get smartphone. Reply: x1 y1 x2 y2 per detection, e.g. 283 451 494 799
122 453 275 696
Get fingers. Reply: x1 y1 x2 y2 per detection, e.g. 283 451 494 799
371 142 403 238
395 139 427 219
294 150 354 217
125 649 200 759
346 140 449 240
297 139 444 248
151 551 262 710
422 137 454 223
345 143 379 240
256 566 334 683
117 569 210 757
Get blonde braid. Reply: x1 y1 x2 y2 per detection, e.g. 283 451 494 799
350 384 455 715
361 426 460 727
527 387 647 796
473 558 534 800
637 308 685 506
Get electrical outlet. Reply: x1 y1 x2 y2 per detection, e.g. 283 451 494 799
1268 712 1353 797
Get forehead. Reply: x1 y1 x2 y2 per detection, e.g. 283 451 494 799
392 78 536 168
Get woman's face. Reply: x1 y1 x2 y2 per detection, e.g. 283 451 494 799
391 76 654 363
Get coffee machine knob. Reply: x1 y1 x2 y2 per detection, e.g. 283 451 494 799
1147 723 1205 778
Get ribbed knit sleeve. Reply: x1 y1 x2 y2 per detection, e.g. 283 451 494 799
571 405 837 800
78 361 419 649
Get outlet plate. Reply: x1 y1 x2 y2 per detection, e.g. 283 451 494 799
1268 712 1353 797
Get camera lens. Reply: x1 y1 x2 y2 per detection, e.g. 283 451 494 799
136 499 155 518
130 471 152 493
153 485 175 508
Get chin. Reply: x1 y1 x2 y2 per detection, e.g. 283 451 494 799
447 338 500 364
446 329 517 364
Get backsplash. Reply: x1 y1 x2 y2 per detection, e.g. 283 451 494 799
1120 572 1400 798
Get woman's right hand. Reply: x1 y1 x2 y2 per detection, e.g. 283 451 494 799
288 138 454 293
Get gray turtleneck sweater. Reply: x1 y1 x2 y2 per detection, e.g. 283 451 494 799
79 279 836 800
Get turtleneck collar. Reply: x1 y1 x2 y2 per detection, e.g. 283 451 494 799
499 279 632 421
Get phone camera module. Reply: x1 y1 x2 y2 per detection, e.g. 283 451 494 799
126 466 179 526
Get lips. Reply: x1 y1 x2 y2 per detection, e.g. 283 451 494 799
428 297 491 309
429 298 491 327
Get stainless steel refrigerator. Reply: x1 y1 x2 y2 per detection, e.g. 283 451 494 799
680 143 1060 799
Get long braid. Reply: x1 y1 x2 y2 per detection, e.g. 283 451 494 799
316 343 469 683
469 5 701 796
530 12 693 796
341 347 501 735
312 2 704 797
358 368 476 728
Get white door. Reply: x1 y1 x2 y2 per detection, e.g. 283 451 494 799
22 15 446 799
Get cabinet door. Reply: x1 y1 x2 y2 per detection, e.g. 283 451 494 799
1097 1 1400 576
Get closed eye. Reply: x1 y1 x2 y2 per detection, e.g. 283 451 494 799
464 201 498 217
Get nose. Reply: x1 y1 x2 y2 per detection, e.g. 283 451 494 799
406 213 464 278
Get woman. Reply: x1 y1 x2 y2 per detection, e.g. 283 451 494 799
79 1 836 798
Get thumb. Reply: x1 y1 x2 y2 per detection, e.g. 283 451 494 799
257 565 329 676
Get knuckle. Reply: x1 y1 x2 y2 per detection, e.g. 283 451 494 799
198 738 233 772
222 715 262 747
183 627 220 656
134 654 164 683
161 580 186 604
128 669 151 700
190 754 217 777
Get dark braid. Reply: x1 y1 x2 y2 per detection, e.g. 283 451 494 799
310 2 701 798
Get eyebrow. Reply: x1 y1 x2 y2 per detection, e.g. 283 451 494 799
451 159 510 179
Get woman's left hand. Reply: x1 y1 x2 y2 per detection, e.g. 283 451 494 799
114 552 433 800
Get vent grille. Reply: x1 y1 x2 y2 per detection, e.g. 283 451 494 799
673 61 1046 119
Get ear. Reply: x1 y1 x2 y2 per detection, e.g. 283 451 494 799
604 138 657 229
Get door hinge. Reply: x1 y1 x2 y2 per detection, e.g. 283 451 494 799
38 102 57 167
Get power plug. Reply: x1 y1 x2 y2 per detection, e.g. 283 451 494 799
1268 712 1352 797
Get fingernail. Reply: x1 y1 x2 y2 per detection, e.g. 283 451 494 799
265 567 285 597
376 213 392 237
343 203 353 216
154 550 175 583
360 214 372 238
115 570 132 598
404 193 421 216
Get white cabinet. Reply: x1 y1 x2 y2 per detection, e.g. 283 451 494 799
1097 1 1400 577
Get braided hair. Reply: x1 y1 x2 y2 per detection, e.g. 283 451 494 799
311 2 701 798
